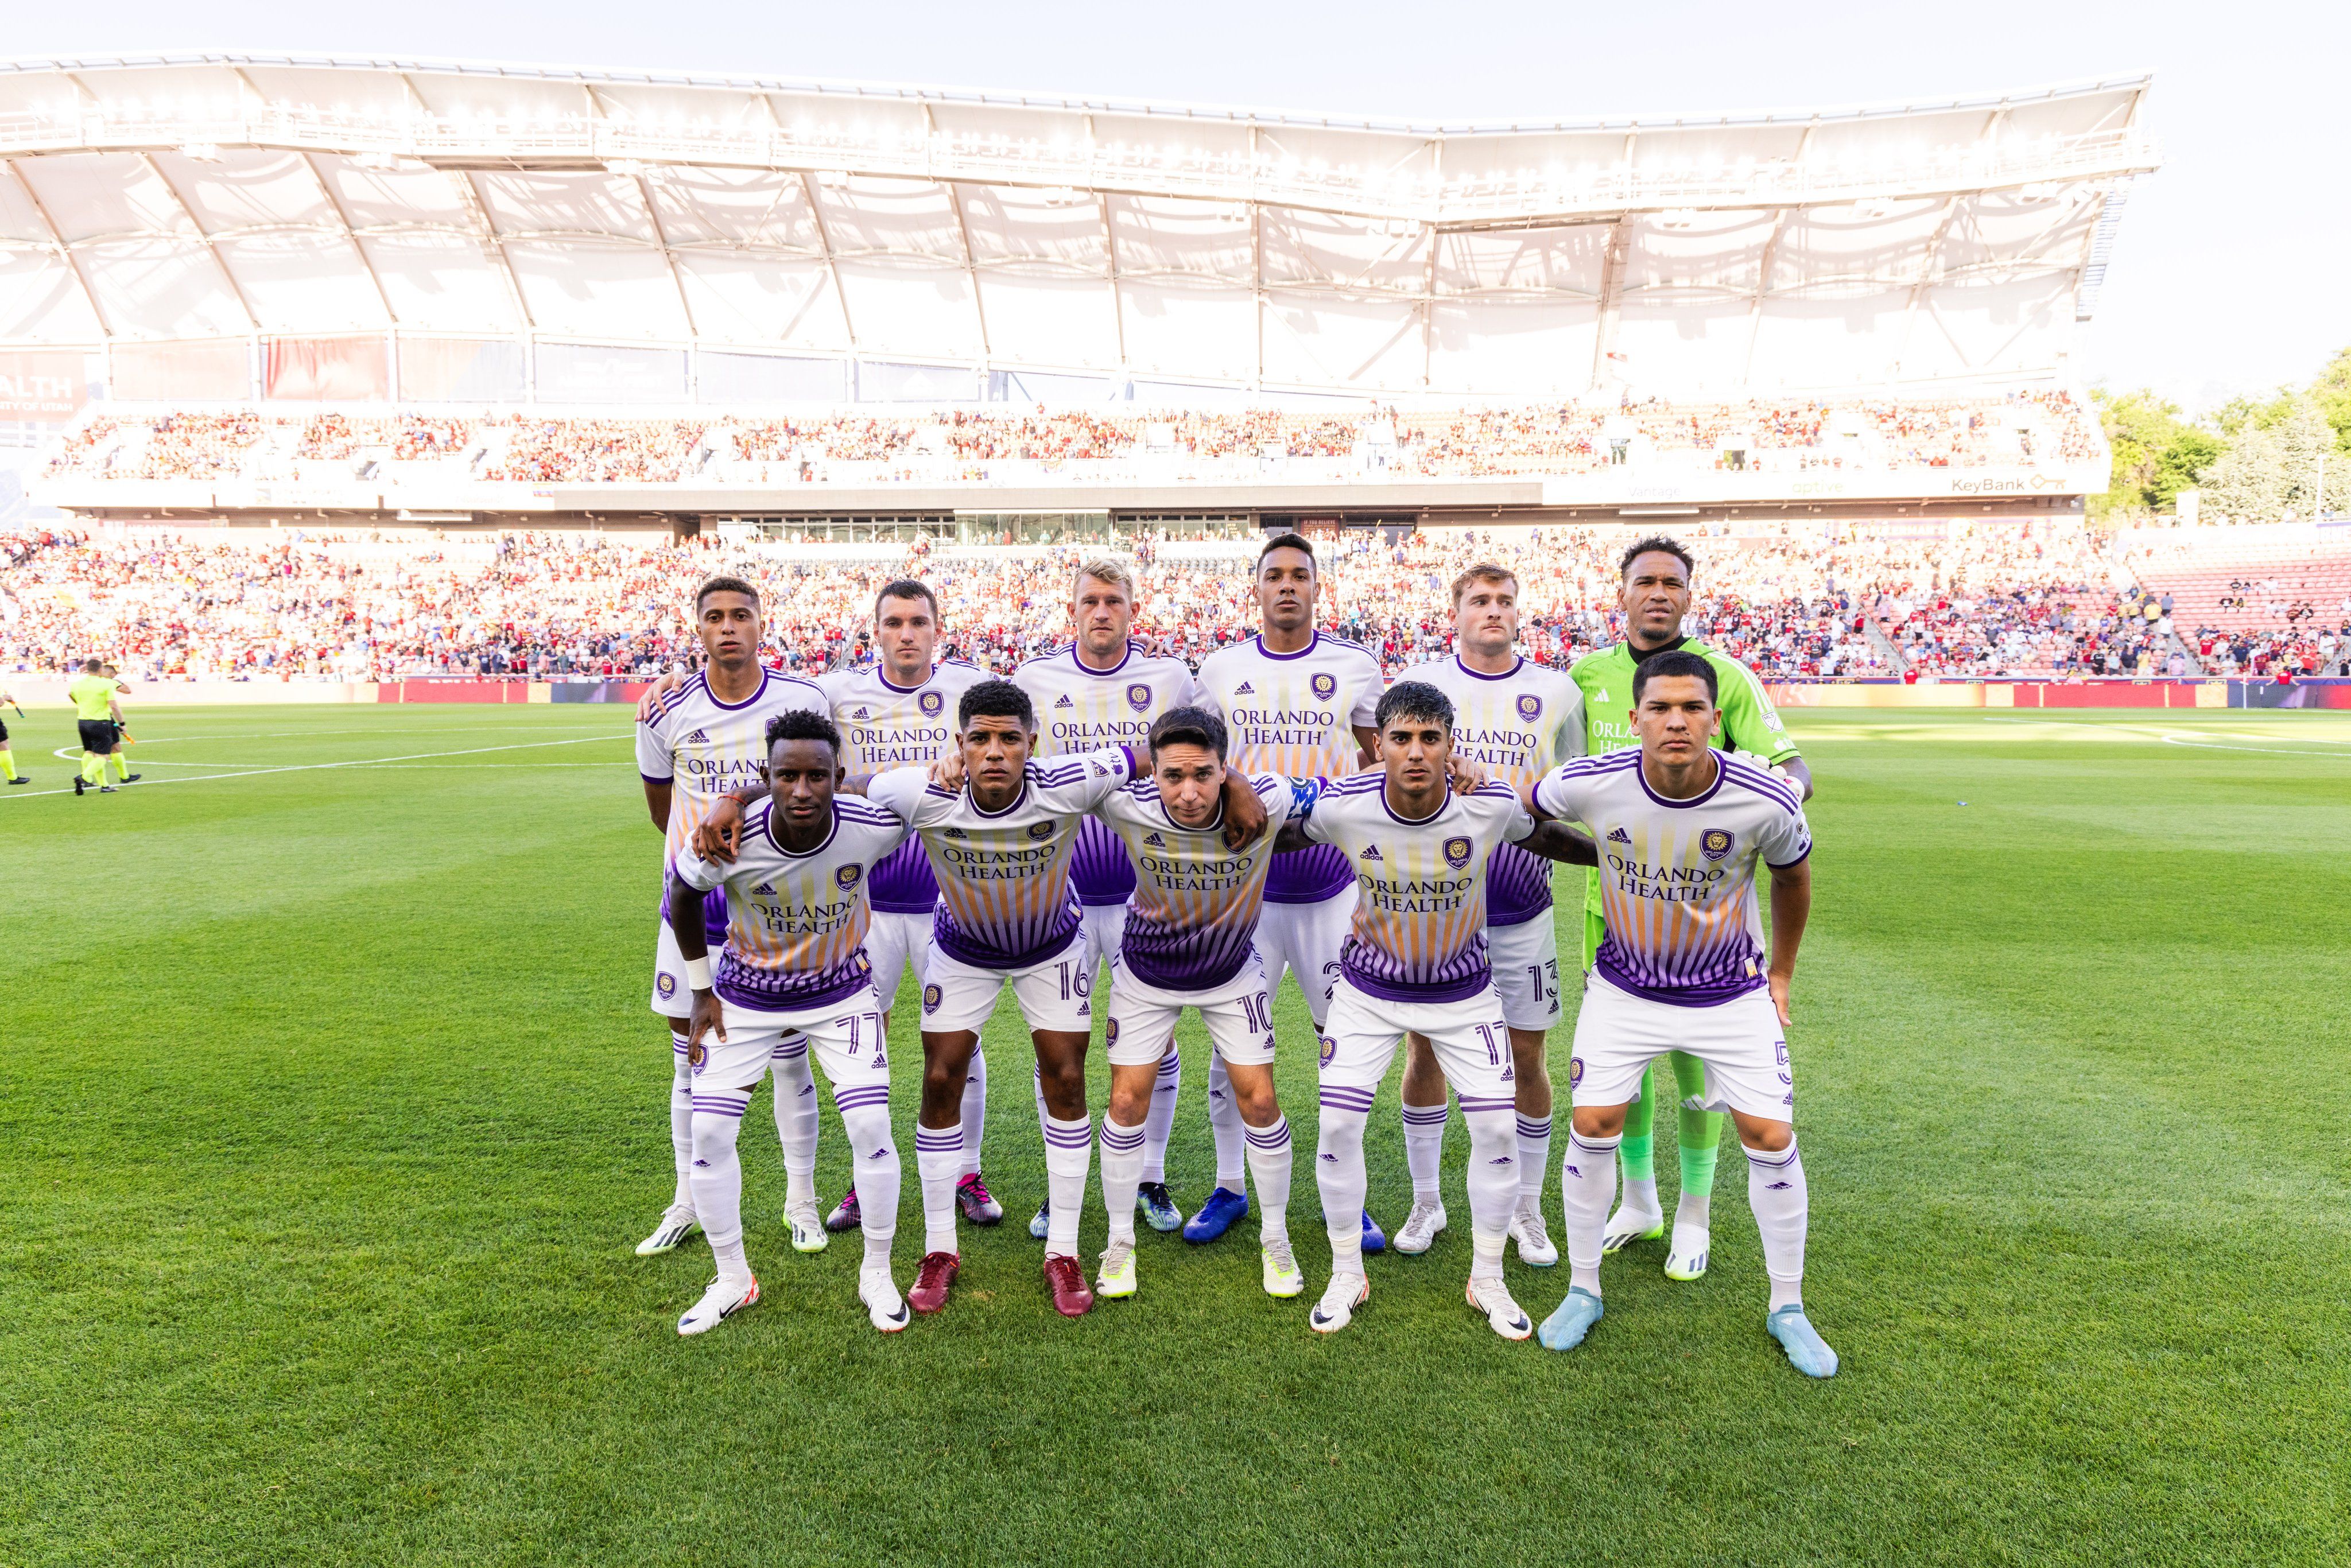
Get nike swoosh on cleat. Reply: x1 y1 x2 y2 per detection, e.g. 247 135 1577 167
886 1305 909 1325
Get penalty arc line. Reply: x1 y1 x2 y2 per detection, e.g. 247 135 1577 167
9 732 633 801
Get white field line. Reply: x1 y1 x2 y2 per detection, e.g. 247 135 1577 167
9 732 631 801
2158 734 2351 759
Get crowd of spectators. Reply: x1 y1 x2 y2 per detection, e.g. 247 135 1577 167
1 515 2182 686
41 388 2098 486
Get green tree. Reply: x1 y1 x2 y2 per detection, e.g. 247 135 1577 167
2312 346 2351 455
2090 387 2226 519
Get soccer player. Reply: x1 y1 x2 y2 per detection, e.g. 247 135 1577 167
859 680 1263 1319
1274 681 1596 1338
68 659 119 795
634 576 828 1261
1015 557 1202 1238
1571 536 1812 1281
1091 706 1305 1302
0 684 29 783
1392 564 1585 1265
100 665 139 785
665 710 915 1336
812 580 999 1237
1194 533 1388 1253
1528 650 1835 1377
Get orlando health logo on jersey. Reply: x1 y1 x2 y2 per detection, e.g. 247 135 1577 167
1095 771 1295 991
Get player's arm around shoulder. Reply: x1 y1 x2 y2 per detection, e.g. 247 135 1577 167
1486 779 1596 866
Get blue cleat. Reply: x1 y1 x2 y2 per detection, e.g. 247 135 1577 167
1029 1201 1050 1240
1766 1304 1839 1378
1361 1208 1386 1255
1182 1186 1249 1244
1137 1181 1184 1233
1538 1286 1604 1351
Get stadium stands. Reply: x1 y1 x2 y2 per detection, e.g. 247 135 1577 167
2125 522 2351 676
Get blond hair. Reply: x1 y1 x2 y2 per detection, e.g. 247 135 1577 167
1072 557 1138 603
1450 562 1519 608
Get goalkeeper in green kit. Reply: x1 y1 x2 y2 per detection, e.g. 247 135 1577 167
1569 537 1813 1279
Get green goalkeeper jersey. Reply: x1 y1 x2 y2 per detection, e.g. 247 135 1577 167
1567 636 1798 929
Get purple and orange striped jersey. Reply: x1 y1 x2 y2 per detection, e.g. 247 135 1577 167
1395 653 1586 927
1533 748 1811 1006
635 666 825 921
1301 775 1537 1003
867 747 1140 970
1194 632 1382 905
816 658 991 913
669 795 912 1012
1016 640 1202 908
1095 771 1295 992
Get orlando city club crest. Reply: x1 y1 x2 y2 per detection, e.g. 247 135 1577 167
1126 682 1152 713
1442 835 1473 869
657 973 678 1000
1027 820 1054 839
922 983 942 1014
1310 672 1337 701
1516 693 1542 721
1700 828 1736 862
918 690 944 717
835 864 861 890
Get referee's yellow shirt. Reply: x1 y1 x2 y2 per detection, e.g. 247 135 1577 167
68 674 115 720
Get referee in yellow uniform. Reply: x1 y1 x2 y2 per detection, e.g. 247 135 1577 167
69 659 121 795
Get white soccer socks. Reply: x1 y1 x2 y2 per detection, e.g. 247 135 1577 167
1098 1115 1147 1248
688 1093 753 1282
1402 1098 1449 1206
914 1123 964 1256
1140 1054 1181 1186
1042 1113 1093 1257
959 1049 988 1177
1515 1112 1553 1204
1458 1103 1518 1280
1745 1138 1809 1311
1315 1088 1374 1276
668 1036 697 1213
1205 1054 1247 1193
1560 1129 1623 1296
770 1033 821 1209
1243 1114 1293 1243
835 1093 899 1271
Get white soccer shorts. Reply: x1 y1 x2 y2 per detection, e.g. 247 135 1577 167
866 909 934 1016
1080 902 1128 978
650 921 690 1019
918 930 1094 1037
1104 954 1275 1069
1318 976 1515 1107
686 985 894 1101
1567 971 1794 1121
1254 884 1356 1028
1486 913 1565 1033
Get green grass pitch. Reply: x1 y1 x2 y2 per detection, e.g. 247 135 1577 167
2 704 2346 1565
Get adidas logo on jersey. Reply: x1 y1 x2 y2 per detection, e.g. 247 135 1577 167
1608 827 1632 844
1234 681 1255 694
1054 694 1074 708
944 826 967 838
1593 689 1609 703
1361 845 1383 861
852 706 871 720
1143 832 1166 847
751 882 776 895
685 728 709 744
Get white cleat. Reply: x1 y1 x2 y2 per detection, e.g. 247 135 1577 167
1466 1274 1535 1341
1601 1200 1665 1253
1096 1238 1138 1299
1508 1199 1559 1267
677 1273 759 1336
1260 1236 1305 1298
636 1204 700 1257
1393 1199 1448 1255
1309 1270 1369 1333
859 1266 910 1333
786 1201 829 1254
1665 1222 1711 1281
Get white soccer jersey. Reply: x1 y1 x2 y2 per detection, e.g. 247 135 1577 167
1396 653 1586 927
816 658 991 913
1093 771 1297 993
1533 748 1812 1007
866 747 1141 970
636 666 826 914
1016 640 1202 909
1301 775 1538 1003
670 794 911 1011
1194 632 1382 904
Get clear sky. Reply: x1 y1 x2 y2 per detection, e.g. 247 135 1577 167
7 0 2342 414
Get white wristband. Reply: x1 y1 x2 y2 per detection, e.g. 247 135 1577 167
684 956 714 990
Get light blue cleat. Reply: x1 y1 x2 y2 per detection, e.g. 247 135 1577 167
1029 1201 1051 1240
1537 1286 1604 1351
1766 1303 1839 1378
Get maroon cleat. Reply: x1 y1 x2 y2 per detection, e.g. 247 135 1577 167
909 1251 960 1315
1043 1254 1095 1318
956 1172 1004 1225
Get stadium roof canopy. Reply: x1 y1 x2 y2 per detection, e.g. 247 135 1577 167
0 55 2158 400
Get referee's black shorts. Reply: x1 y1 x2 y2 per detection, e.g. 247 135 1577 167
77 719 117 755
0 717 9 743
